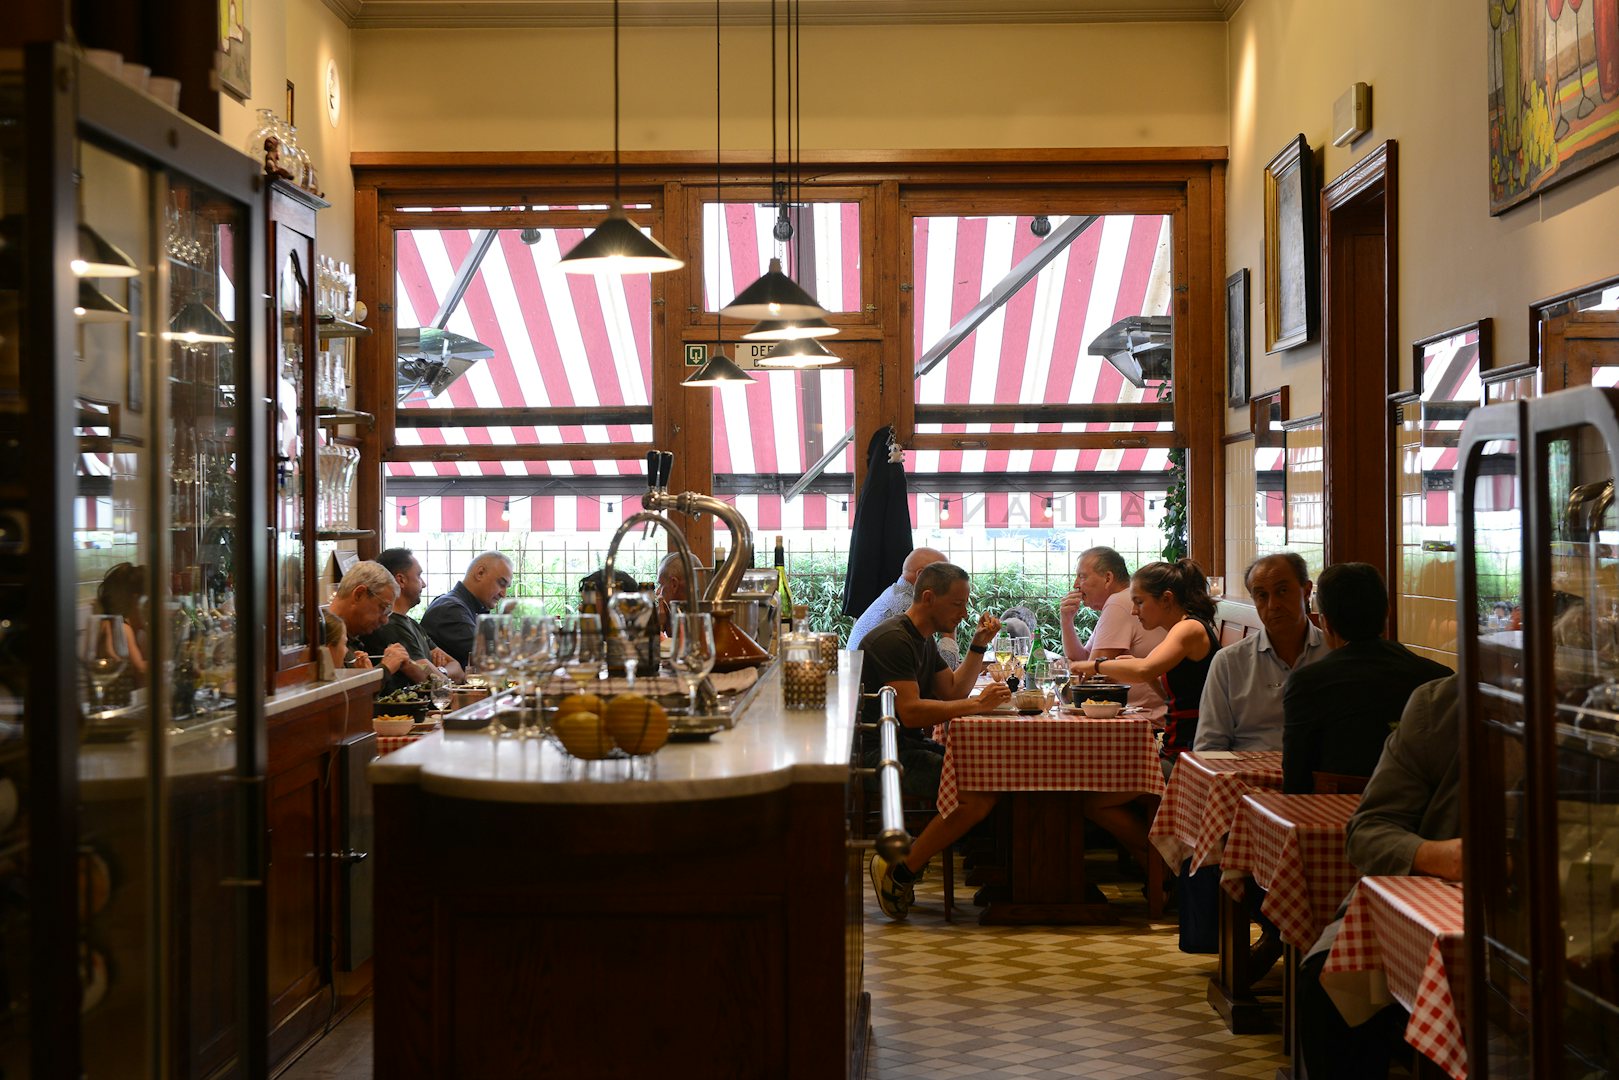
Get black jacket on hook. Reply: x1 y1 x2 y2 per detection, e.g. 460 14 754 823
841 426 914 617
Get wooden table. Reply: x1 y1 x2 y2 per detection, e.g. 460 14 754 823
1211 792 1361 1036
1322 876 1468 1080
937 710 1165 925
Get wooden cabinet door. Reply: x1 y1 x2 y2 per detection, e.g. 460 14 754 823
266 755 331 1032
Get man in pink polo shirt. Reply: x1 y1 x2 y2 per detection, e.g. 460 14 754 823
1060 546 1167 723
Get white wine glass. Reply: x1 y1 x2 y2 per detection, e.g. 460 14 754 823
515 615 555 738
469 614 514 736
559 613 605 687
427 667 454 715
669 612 716 720
81 615 130 716
606 590 655 685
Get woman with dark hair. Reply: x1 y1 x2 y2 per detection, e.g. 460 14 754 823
96 563 149 684
1066 559 1220 877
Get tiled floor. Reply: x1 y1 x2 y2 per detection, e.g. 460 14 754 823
285 852 1293 1079
862 852 1289 1079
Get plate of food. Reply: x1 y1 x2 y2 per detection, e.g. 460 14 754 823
667 724 722 742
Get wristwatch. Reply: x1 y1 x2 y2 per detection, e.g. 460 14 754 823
968 642 988 655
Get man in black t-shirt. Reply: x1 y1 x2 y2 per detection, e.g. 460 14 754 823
859 562 1009 920
357 548 466 695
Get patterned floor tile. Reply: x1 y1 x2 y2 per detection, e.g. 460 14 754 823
864 849 1289 1079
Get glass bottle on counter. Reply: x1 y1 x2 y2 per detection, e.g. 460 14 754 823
774 536 794 635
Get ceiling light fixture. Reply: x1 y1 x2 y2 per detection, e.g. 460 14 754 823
398 500 409 525
758 336 837 368
557 0 682 275
686 0 754 389
500 497 510 523
742 316 837 341
940 498 951 523
1030 215 1052 238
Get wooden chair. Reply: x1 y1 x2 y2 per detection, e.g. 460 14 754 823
1311 771 1371 795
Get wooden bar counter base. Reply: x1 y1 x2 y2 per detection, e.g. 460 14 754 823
370 657 869 1080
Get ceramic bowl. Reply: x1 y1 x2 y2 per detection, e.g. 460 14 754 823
1079 700 1124 719
372 716 415 736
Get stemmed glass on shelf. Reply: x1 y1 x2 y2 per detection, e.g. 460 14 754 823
81 614 130 717
426 665 454 715
669 612 716 721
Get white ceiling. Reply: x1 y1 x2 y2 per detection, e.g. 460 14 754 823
322 0 1245 29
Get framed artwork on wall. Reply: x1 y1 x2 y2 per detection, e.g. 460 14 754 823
1227 268 1250 409
217 0 251 101
1263 134 1318 353
1488 0 1619 214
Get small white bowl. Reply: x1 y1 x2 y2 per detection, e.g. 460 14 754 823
373 717 415 736
1079 701 1123 719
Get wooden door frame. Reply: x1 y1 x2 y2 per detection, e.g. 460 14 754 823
1320 140 1398 604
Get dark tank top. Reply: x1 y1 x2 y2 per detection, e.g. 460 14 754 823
1160 620 1219 759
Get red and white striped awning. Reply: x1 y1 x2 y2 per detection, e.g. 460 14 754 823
387 208 1174 533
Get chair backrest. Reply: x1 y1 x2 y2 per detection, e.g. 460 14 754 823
1215 600 1264 647
1312 771 1370 795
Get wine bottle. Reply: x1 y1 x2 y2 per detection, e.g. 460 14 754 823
774 536 794 634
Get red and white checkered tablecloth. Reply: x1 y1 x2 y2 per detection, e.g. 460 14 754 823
375 733 427 756
1322 876 1468 1080
936 714 1165 818
1148 750 1284 871
1220 792 1361 951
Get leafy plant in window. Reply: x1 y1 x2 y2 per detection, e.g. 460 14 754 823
1159 446 1187 562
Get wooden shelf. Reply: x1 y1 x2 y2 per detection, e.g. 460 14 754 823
315 408 374 431
315 529 375 541
317 315 371 340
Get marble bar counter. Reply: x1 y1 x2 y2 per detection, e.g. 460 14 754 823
371 652 872 1080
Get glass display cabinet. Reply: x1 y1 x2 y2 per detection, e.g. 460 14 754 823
0 43 268 1076
1458 385 1619 1077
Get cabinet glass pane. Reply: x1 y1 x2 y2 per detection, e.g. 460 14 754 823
0 58 27 1075
1543 423 1619 1073
1469 433 1535 1077
275 227 308 656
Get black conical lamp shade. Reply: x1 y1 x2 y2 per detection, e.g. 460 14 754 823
742 316 837 341
75 280 129 321
682 351 755 386
558 206 684 275
720 257 828 321
759 337 838 368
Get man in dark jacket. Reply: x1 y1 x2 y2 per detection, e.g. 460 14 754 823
420 551 512 668
1280 562 1451 793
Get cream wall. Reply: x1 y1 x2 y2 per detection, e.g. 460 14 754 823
1226 0 1619 428
218 0 356 262
350 23 1229 152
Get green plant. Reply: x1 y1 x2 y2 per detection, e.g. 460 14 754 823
1160 446 1187 562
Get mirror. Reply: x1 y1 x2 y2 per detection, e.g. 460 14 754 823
1414 320 1489 534
1534 275 1619 391
1251 388 1288 562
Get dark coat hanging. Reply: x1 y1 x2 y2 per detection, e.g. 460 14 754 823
841 426 913 616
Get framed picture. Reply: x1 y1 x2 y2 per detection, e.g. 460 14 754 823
1226 268 1250 409
1488 1 1619 214
1263 134 1318 353
1412 319 1491 402
217 0 251 101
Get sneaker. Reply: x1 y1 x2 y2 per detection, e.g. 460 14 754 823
869 852 913 920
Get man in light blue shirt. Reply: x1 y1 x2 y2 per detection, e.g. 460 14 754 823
1195 552 1327 752
848 547 961 667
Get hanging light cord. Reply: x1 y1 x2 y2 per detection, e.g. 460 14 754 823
715 0 723 352
612 0 622 204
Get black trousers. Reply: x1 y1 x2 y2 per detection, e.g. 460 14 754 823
1296 947 1408 1079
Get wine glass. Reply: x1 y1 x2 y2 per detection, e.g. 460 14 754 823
468 614 513 736
669 612 716 720
427 667 453 715
1042 664 1068 716
558 614 605 687
606 590 655 686
514 615 555 738
81 615 129 717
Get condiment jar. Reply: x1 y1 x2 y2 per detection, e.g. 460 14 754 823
781 635 827 710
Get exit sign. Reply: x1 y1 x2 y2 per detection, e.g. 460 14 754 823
685 342 774 368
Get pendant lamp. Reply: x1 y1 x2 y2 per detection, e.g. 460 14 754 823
758 336 837 368
73 223 139 278
742 316 837 341
682 352 756 385
721 256 826 321
558 0 682 275
685 0 753 388
75 280 129 321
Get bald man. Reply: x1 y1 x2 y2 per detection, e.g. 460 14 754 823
419 551 513 668
848 547 962 667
